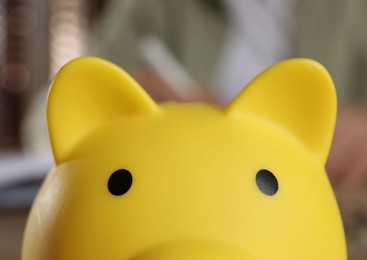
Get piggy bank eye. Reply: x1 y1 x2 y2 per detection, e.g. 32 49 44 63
256 169 278 196
108 169 133 196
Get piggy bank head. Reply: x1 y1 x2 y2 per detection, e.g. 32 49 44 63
22 57 346 259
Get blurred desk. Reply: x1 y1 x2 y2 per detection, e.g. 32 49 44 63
338 192 367 259
0 208 29 260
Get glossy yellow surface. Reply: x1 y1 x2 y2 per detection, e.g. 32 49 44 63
22 57 346 259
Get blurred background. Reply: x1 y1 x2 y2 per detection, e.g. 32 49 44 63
0 1 103 259
2 0 367 259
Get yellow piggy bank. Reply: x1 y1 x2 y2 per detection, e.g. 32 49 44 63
22 57 346 259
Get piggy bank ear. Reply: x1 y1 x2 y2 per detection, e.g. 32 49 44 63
47 57 159 163
225 59 336 163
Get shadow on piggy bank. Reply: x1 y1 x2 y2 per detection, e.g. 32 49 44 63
22 57 346 259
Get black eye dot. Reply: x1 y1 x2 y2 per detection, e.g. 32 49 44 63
108 169 133 196
256 169 278 196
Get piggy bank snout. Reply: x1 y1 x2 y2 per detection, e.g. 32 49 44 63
132 240 255 260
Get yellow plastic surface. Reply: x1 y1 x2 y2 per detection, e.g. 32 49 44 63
22 57 346 259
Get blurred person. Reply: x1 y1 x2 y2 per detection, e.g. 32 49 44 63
94 0 296 103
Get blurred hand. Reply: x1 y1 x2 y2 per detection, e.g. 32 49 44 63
137 69 181 102
136 69 218 103
327 105 367 191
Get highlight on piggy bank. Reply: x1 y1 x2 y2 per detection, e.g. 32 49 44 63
22 57 346 259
